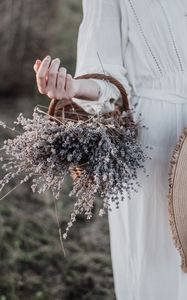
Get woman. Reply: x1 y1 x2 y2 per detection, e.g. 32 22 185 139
34 0 187 299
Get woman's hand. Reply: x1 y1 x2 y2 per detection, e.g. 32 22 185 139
33 56 79 102
33 55 102 102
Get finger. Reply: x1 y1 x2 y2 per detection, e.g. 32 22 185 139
47 58 61 92
36 56 51 93
65 74 74 99
34 60 49 92
34 59 49 85
56 67 67 97
33 59 42 73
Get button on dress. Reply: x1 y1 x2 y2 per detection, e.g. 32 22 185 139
72 0 187 299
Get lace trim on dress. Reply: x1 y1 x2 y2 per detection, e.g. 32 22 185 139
157 0 184 73
128 0 163 75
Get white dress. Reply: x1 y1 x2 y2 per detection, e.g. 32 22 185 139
73 1 187 299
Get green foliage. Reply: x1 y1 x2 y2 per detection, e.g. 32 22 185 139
0 179 115 299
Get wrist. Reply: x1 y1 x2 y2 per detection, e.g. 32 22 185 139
72 78 82 98
73 78 102 100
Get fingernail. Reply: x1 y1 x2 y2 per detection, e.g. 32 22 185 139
46 55 51 60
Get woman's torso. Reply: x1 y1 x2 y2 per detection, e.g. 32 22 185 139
123 0 187 100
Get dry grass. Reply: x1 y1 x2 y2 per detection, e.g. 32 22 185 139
0 1 116 298
0 97 115 300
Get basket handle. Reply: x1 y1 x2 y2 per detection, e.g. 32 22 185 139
48 73 130 116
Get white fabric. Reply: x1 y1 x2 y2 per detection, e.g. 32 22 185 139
73 78 122 114
73 1 187 299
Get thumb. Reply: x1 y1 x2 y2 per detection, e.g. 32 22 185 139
33 59 42 73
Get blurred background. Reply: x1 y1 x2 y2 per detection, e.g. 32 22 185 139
0 1 115 299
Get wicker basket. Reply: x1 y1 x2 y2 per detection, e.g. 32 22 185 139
48 73 133 120
47 73 137 180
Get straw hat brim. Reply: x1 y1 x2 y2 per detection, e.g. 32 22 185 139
168 126 187 273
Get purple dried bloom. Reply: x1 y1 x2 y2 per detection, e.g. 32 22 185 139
0 107 152 238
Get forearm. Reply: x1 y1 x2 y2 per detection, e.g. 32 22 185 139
73 79 101 101
72 76 122 115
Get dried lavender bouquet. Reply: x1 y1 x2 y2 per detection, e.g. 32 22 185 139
0 106 151 239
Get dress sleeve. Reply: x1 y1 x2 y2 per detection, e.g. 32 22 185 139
72 0 132 115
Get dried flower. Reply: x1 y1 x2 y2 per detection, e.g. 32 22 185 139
0 106 152 238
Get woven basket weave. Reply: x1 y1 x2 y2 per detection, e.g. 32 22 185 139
47 73 137 180
168 126 187 273
48 73 133 121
